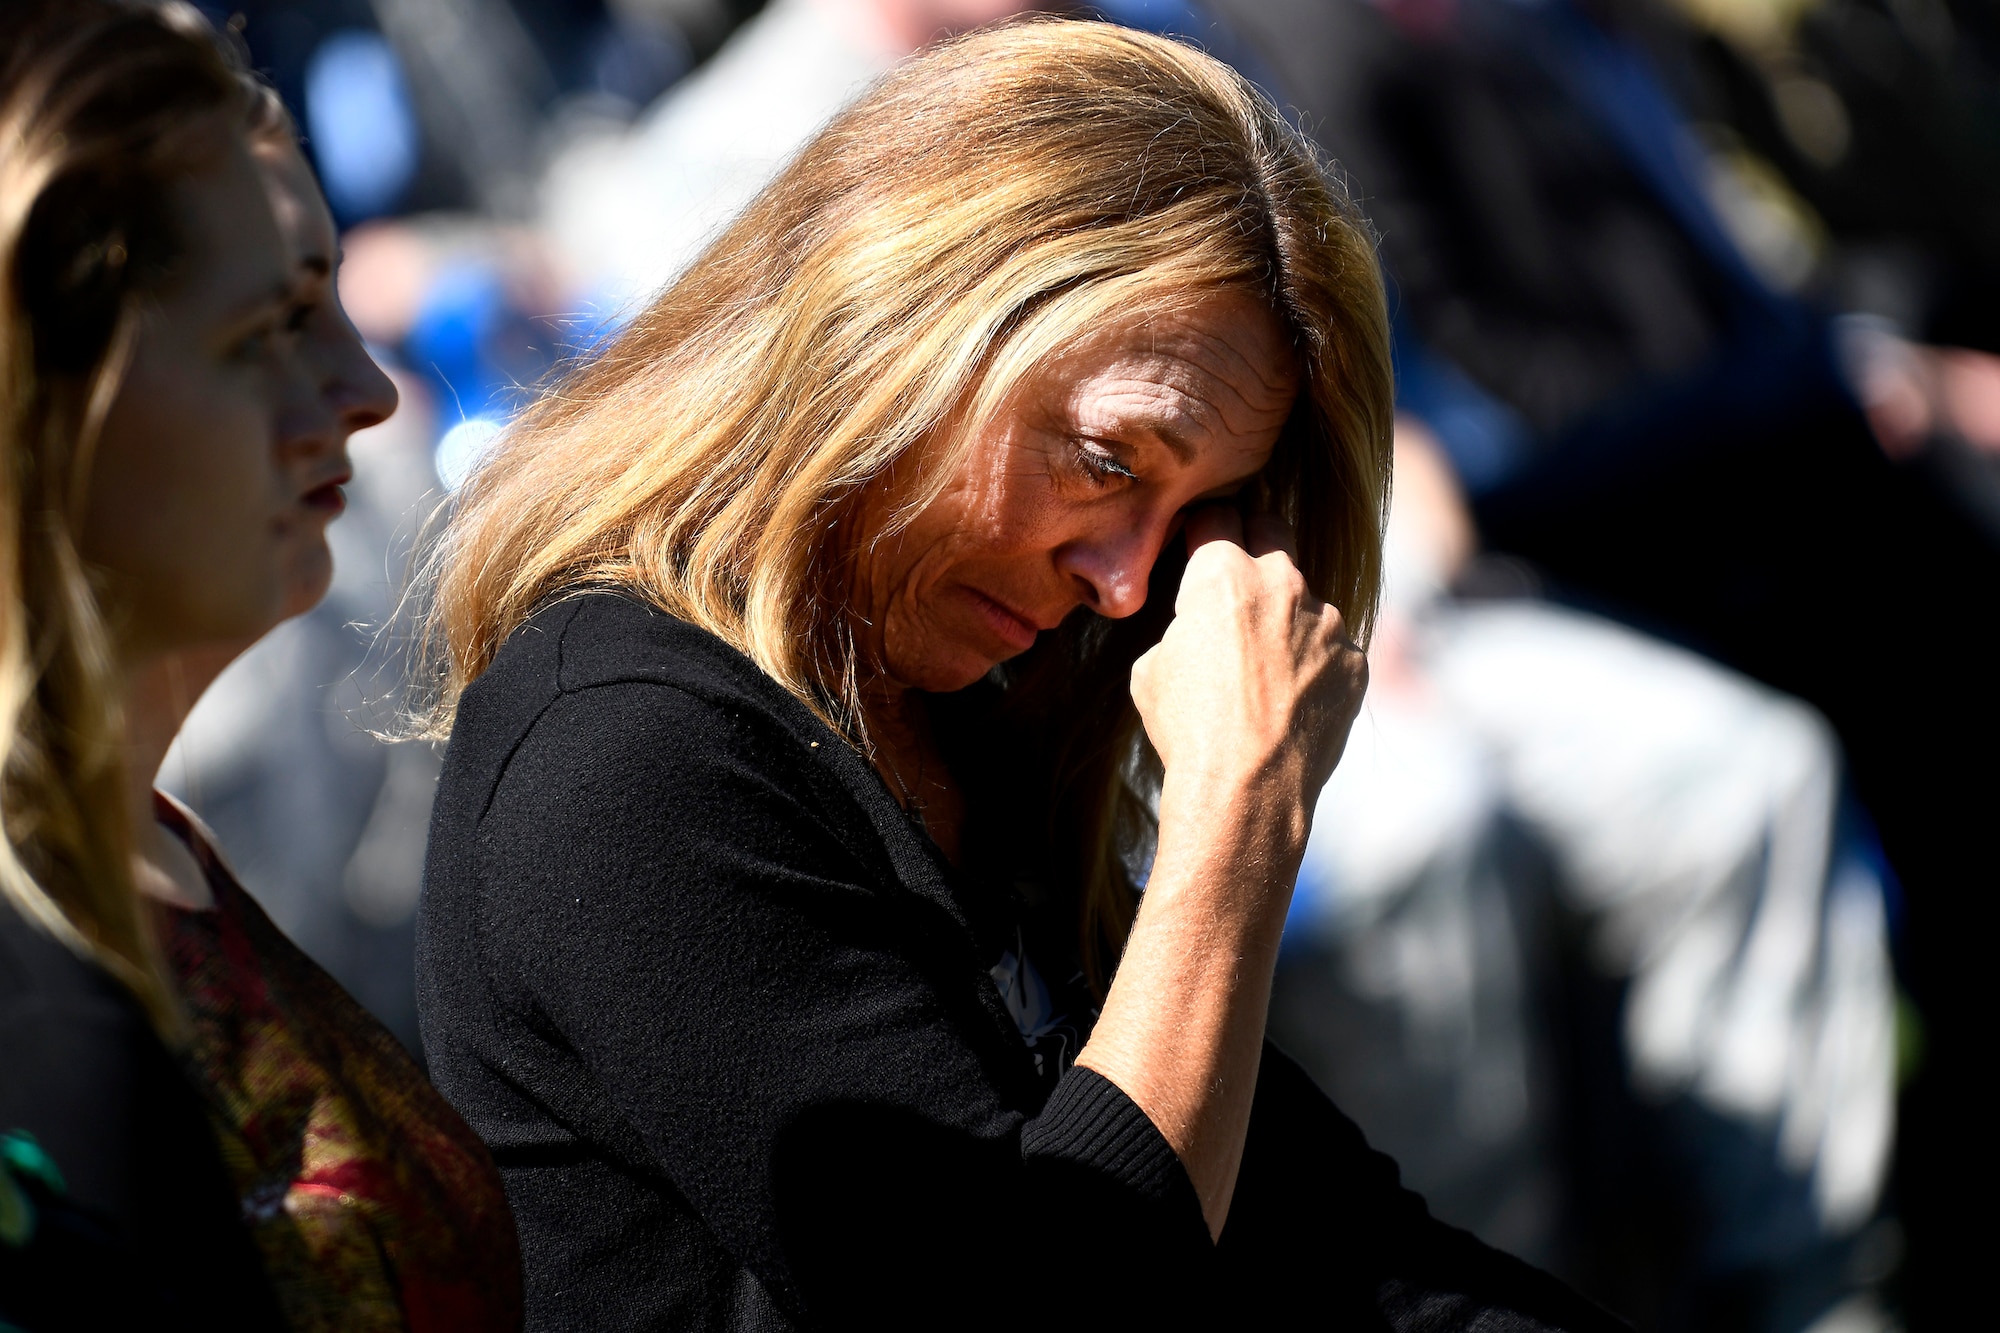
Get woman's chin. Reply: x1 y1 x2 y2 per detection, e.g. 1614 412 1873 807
278 547 334 620
894 643 1013 695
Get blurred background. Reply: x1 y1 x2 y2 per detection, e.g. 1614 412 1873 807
161 1 1998 1329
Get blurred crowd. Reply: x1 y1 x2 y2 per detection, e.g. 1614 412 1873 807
170 1 1998 1329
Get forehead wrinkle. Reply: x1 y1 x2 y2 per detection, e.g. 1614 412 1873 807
1129 307 1292 399
1076 378 1211 463
1171 320 1298 405
1081 345 1291 453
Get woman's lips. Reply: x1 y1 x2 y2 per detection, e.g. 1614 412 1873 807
301 478 348 517
966 588 1042 654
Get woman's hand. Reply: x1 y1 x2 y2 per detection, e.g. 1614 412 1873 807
1131 506 1368 816
1080 506 1369 1241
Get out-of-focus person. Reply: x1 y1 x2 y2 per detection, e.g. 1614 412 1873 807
8 3 524 1329
1194 0 1991 1320
0 6 291 1325
159 0 709 1057
1640 0 2000 349
1641 0 2000 540
1272 422 1897 1333
541 0 1048 318
211 0 754 229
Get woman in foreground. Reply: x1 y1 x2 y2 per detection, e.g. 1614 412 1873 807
2 3 519 1327
419 20 1625 1330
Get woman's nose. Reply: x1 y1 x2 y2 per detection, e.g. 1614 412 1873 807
280 314 400 461
326 312 399 434
1057 524 1162 620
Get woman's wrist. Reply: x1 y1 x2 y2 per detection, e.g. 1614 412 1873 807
1156 755 1313 864
1152 765 1311 934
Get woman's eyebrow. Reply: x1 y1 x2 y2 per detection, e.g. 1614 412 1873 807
1085 407 1198 463
216 277 297 329
1120 387 1229 465
1139 420 1197 465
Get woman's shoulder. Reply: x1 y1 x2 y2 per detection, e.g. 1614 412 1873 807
0 900 170 1155
0 900 287 1331
487 590 795 705
438 591 922 905
0 895 127 1019
448 591 848 808
462 591 818 749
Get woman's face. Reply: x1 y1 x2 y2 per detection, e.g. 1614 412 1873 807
251 136 400 619
856 288 1299 693
82 132 393 661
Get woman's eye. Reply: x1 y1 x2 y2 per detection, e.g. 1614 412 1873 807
1074 440 1137 485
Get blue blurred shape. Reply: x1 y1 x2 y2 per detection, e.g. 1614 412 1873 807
405 261 540 489
405 262 511 419
1094 0 1285 102
1392 320 1538 494
590 15 692 110
305 30 419 221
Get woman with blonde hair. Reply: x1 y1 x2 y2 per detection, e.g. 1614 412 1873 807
419 19 1621 1329
0 7 288 1321
1 3 520 1327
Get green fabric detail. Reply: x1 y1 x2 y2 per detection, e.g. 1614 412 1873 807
0 1131 65 1193
0 1130 67 1248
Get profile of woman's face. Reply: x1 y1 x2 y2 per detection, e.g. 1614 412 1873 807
251 136 399 619
81 131 393 660
855 288 1299 693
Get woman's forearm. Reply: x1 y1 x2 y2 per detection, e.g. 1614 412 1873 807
1092 511 1369 1239
1073 764 1311 1239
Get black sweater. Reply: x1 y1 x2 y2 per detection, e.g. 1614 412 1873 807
0 901 284 1330
418 593 1624 1331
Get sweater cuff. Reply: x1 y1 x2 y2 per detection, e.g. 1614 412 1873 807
1021 1065 1201 1218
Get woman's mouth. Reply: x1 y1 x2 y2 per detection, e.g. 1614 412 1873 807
301 476 349 517
966 588 1042 655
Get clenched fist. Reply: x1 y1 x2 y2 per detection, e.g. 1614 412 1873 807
1130 506 1368 812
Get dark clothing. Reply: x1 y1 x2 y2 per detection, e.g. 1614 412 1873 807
0 899 283 1331
418 592 1623 1331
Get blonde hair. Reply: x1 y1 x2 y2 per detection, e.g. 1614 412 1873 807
421 19 1393 977
0 0 247 1033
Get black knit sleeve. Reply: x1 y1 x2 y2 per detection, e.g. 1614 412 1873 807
469 679 1212 1326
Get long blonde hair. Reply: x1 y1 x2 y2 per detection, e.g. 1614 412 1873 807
0 0 247 1033
422 19 1393 977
